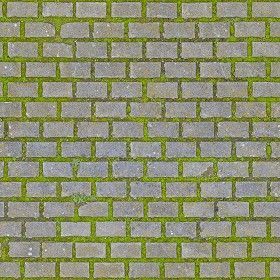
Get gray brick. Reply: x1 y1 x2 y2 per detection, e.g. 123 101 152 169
8 42 37 57
26 102 56 118
166 142 196 158
78 202 108 217
270 262 280 277
63 181 90 197
130 102 162 118
61 222 91 237
252 243 280 258
60 263 89 278
61 142 91 158
78 122 109 138
164 23 195 38
42 242 72 258
166 222 196 238
147 3 177 18
200 262 230 278
62 102 91 118
130 263 160 278
253 82 280 97
9 242 40 258
200 221 231 237
148 122 179 138
235 22 265 37
217 202 249 217
146 243 177 258
130 222 161 237
96 182 126 198
60 62 91 78
235 262 265 278
129 23 160 38
130 142 161 158
165 62 196 78
43 42 72 58
182 243 212 258
113 202 143 217
43 2 73 17
26 62 55 77
272 142 280 157
148 202 178 217
96 222 126 237
43 162 72 177
9 122 39 138
201 182 232 198
76 2 106 18
112 82 142 98
76 243 106 258
7 2 37 17
112 2 141 18
147 162 178 177
112 42 142 58
0 22 20 37
236 221 266 237
182 3 212 18
182 82 213 98
25 263 55 278
253 122 280 137
43 82 72 97
130 62 161 78
200 142 231 158
218 162 249 177
200 62 231 78
166 182 197 198
183 122 214 138
0 62 21 77
182 42 213 58
27 142 56 158
0 182 21 197
236 102 266 117
8 82 38 97
25 222 56 238
183 162 214 177
130 182 162 198
165 263 195 278
217 122 249 138
25 22 55 37
0 142 22 157
0 222 21 237
253 42 280 57
26 182 56 198
183 202 214 218
76 82 107 98
96 141 126 158
253 162 280 177
217 82 248 98
271 63 280 77
77 162 108 178
113 161 143 178
235 62 266 77
236 182 267 197
217 2 247 17
217 242 247 258
147 42 177 58
61 23 89 38
95 102 126 118
43 122 74 137
236 141 266 157
93 22 124 38
8 162 39 178
271 22 280 37
217 42 247 57
113 122 143 138
253 2 280 17
201 102 231 118
254 202 280 217
95 62 125 78
94 263 125 278
111 243 141 258
199 22 230 38
44 202 74 218
0 263 20 278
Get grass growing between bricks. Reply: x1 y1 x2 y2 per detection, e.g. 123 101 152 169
0 0 278 279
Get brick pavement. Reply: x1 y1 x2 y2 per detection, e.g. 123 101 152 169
0 1 279 278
